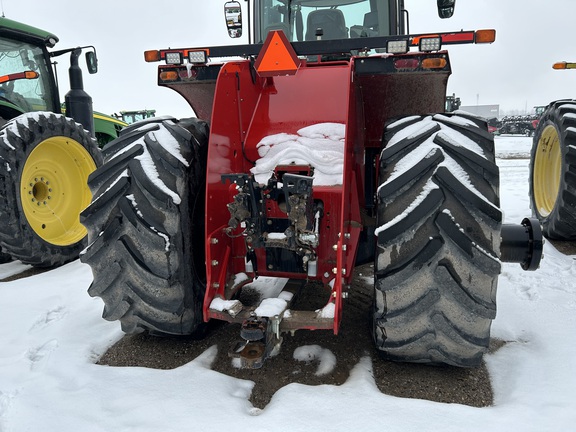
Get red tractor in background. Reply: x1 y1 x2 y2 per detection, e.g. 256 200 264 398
80 0 542 369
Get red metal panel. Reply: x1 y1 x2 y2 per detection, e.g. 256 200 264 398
355 56 450 148
203 60 359 333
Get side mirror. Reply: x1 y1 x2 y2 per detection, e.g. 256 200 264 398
85 51 98 74
224 1 243 38
437 0 455 18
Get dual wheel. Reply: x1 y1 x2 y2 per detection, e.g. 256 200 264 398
79 112 502 368
0 112 101 267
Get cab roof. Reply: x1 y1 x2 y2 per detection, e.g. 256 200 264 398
0 16 59 48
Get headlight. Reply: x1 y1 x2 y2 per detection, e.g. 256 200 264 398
165 52 184 65
188 50 207 64
387 40 409 54
419 37 442 52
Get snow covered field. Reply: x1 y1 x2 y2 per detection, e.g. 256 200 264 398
0 135 575 431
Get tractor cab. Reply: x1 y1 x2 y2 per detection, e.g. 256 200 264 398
0 16 124 144
226 0 455 43
255 0 383 42
0 25 59 119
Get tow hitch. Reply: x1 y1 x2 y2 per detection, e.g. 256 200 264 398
229 315 283 369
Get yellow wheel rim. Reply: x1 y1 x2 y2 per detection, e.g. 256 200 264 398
533 124 562 217
20 136 97 246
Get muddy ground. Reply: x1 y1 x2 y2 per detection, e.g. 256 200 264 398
97 264 502 409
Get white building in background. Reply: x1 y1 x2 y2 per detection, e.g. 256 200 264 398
460 104 500 119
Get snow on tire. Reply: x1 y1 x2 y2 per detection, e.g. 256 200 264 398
373 113 501 367
80 117 208 335
529 100 576 239
0 112 102 267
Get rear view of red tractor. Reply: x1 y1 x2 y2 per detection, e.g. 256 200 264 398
80 0 542 368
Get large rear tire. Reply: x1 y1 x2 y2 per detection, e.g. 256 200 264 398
80 117 208 335
0 112 102 267
373 113 502 367
529 100 576 239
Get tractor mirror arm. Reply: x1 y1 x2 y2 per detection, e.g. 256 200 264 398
50 46 98 74
50 45 95 58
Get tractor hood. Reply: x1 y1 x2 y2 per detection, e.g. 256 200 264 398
0 16 59 48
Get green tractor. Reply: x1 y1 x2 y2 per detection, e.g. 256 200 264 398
530 62 576 239
0 17 126 266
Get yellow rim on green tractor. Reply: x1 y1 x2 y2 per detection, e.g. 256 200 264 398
20 136 97 246
533 124 562 217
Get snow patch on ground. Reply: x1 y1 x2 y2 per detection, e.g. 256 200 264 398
494 135 532 159
293 345 337 376
0 261 31 280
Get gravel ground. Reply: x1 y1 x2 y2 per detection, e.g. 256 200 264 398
97 264 502 409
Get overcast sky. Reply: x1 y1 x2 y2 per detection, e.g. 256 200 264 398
4 0 574 118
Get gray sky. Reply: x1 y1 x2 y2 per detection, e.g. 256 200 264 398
4 0 574 118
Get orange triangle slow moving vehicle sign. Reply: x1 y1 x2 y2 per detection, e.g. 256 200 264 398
254 30 300 77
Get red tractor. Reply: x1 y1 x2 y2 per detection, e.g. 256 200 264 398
80 0 542 368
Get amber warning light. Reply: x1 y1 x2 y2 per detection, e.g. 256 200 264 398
254 30 300 77
553 62 576 70
0 71 39 83
475 29 496 44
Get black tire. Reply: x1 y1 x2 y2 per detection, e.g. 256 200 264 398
373 113 502 367
80 117 208 335
529 100 576 239
0 112 102 267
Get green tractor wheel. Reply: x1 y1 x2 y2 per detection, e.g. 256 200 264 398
530 100 576 239
0 112 102 267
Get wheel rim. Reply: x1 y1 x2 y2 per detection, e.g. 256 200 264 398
20 136 97 246
533 124 562 217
